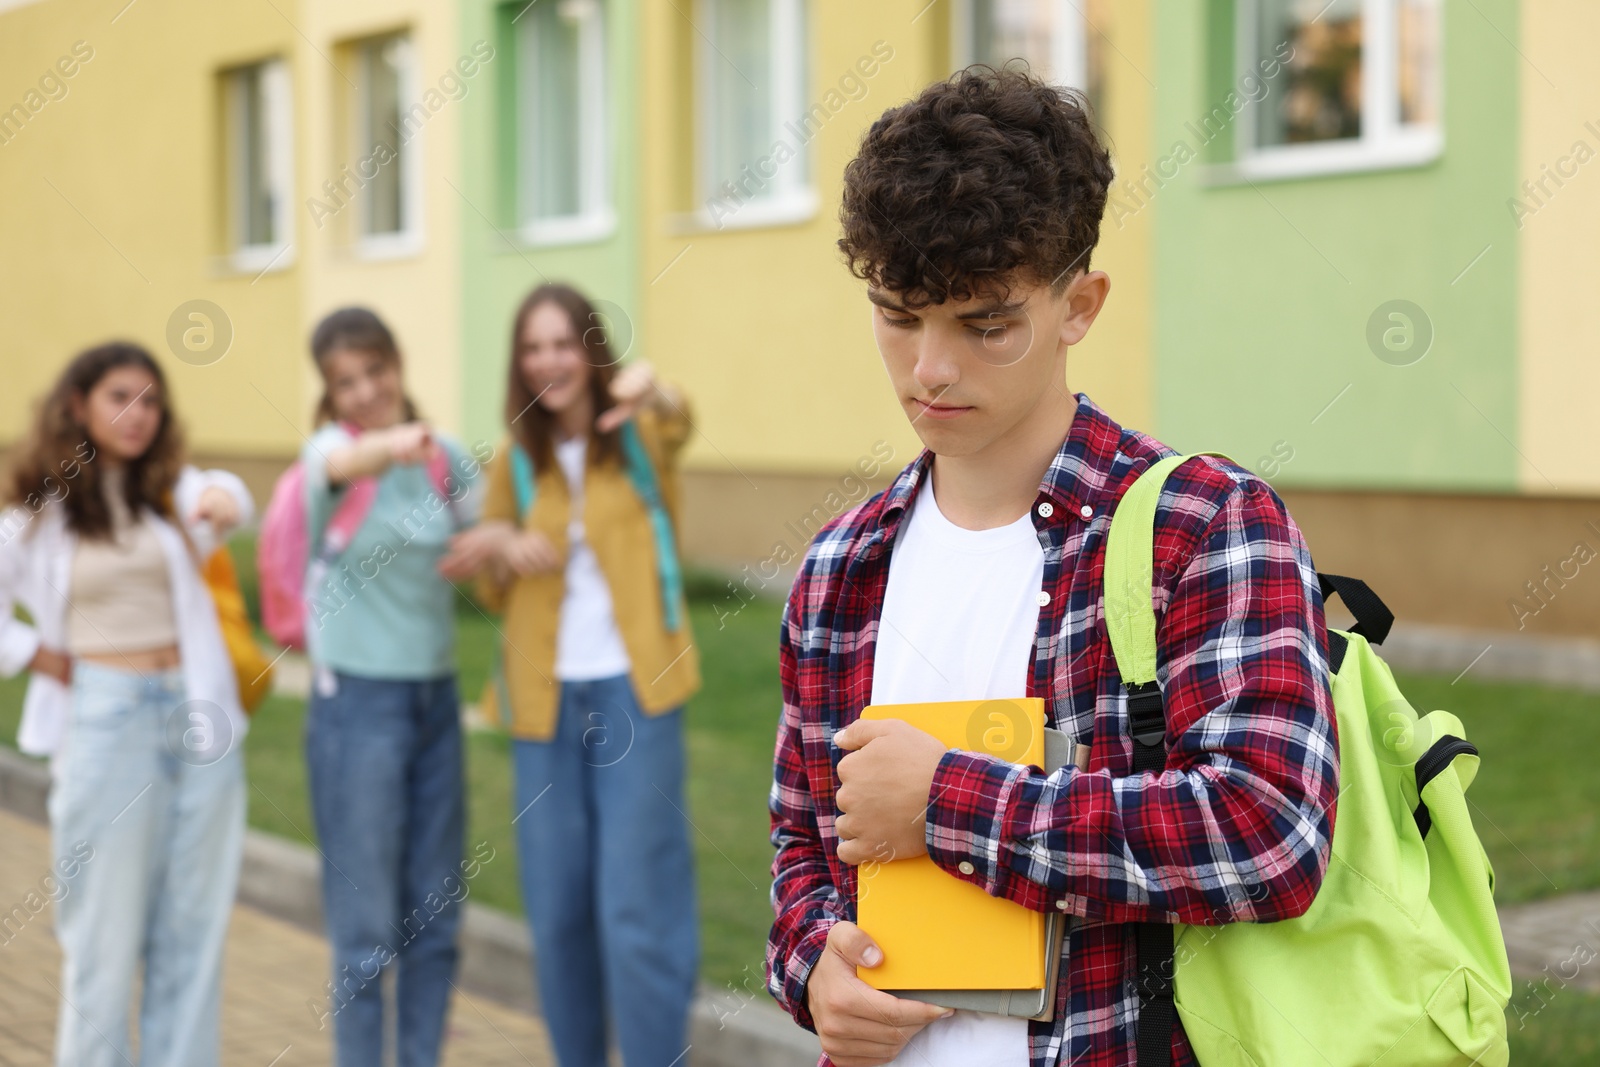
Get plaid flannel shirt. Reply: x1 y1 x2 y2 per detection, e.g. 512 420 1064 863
766 392 1338 1067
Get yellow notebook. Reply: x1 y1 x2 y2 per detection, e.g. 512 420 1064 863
854 697 1047 991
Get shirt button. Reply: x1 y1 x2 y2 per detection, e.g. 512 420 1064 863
1079 504 1093 519
958 861 976 876
1036 590 1051 607
1036 501 1054 519
1056 899 1069 911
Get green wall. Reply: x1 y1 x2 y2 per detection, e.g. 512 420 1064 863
458 0 643 446
1151 0 1521 491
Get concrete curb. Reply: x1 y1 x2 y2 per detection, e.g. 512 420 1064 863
1375 620 1600 692
1497 891 1600 993
0 746 820 1067
0 744 48 823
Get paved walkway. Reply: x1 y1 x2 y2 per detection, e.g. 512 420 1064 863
0 808 552 1067
1499 890 1600 993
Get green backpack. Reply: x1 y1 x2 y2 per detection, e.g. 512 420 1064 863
1104 453 1512 1067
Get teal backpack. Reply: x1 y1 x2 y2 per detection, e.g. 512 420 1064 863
487 421 687 729
507 420 685 632
1104 454 1512 1067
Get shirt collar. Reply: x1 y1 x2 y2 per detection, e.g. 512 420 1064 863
875 391 1126 537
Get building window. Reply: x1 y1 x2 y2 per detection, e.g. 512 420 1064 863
517 0 612 245
352 32 422 252
695 0 813 230
952 0 1103 108
1238 0 1441 178
224 59 293 272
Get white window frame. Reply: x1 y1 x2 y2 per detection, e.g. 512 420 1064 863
353 32 424 259
1233 0 1442 181
693 0 815 231
517 0 614 246
951 0 1089 91
226 59 294 275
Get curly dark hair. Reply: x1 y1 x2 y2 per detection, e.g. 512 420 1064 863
839 65 1114 308
6 341 184 539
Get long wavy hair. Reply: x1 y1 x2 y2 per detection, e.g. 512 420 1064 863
6 342 184 539
504 283 624 472
309 306 421 426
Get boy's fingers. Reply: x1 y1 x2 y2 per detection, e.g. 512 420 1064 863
835 718 892 751
827 921 883 969
820 1036 910 1067
838 980 950 1030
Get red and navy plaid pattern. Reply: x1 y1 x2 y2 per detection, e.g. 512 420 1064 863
766 393 1338 1066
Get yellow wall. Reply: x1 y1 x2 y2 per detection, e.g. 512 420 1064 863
1069 0 1153 436
0 0 463 460
1516 0 1600 493
639 0 1154 478
0 0 302 457
3 0 1148 470
295 0 464 442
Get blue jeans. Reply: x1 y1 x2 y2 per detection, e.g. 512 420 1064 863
49 662 246 1067
306 671 466 1067
513 675 699 1067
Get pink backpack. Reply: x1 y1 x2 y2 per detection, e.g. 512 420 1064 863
258 437 453 650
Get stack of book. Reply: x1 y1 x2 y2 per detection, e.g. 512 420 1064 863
854 697 1076 1022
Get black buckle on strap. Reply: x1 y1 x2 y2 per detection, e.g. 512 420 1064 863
1126 681 1166 748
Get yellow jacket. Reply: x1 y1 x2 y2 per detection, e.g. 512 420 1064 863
478 403 700 741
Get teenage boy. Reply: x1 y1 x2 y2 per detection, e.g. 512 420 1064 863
765 68 1339 1067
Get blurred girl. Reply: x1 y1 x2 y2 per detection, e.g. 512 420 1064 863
300 307 480 1067
0 342 253 1067
444 283 700 1067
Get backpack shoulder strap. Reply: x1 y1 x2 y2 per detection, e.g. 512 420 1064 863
425 444 466 524
618 419 664 507
510 442 537 520
320 477 379 558
1101 449 1231 1067
619 419 685 633
317 423 386 557
1103 451 1236 689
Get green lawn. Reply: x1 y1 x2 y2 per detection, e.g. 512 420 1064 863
225 593 782 992
3 549 1598 1044
1507 986 1600 1066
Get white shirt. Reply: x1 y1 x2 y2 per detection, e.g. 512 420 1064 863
871 471 1044 1067
552 435 632 681
0 467 255 769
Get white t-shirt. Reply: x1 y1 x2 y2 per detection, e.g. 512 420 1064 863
552 435 632 681
870 471 1044 1067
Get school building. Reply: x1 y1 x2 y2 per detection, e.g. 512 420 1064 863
0 0 1596 637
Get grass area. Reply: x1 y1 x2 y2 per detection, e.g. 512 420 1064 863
2 541 1598 1042
1393 671 1600 904
1507 985 1600 1066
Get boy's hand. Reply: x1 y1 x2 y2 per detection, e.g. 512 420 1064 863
834 719 947 866
806 921 951 1067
